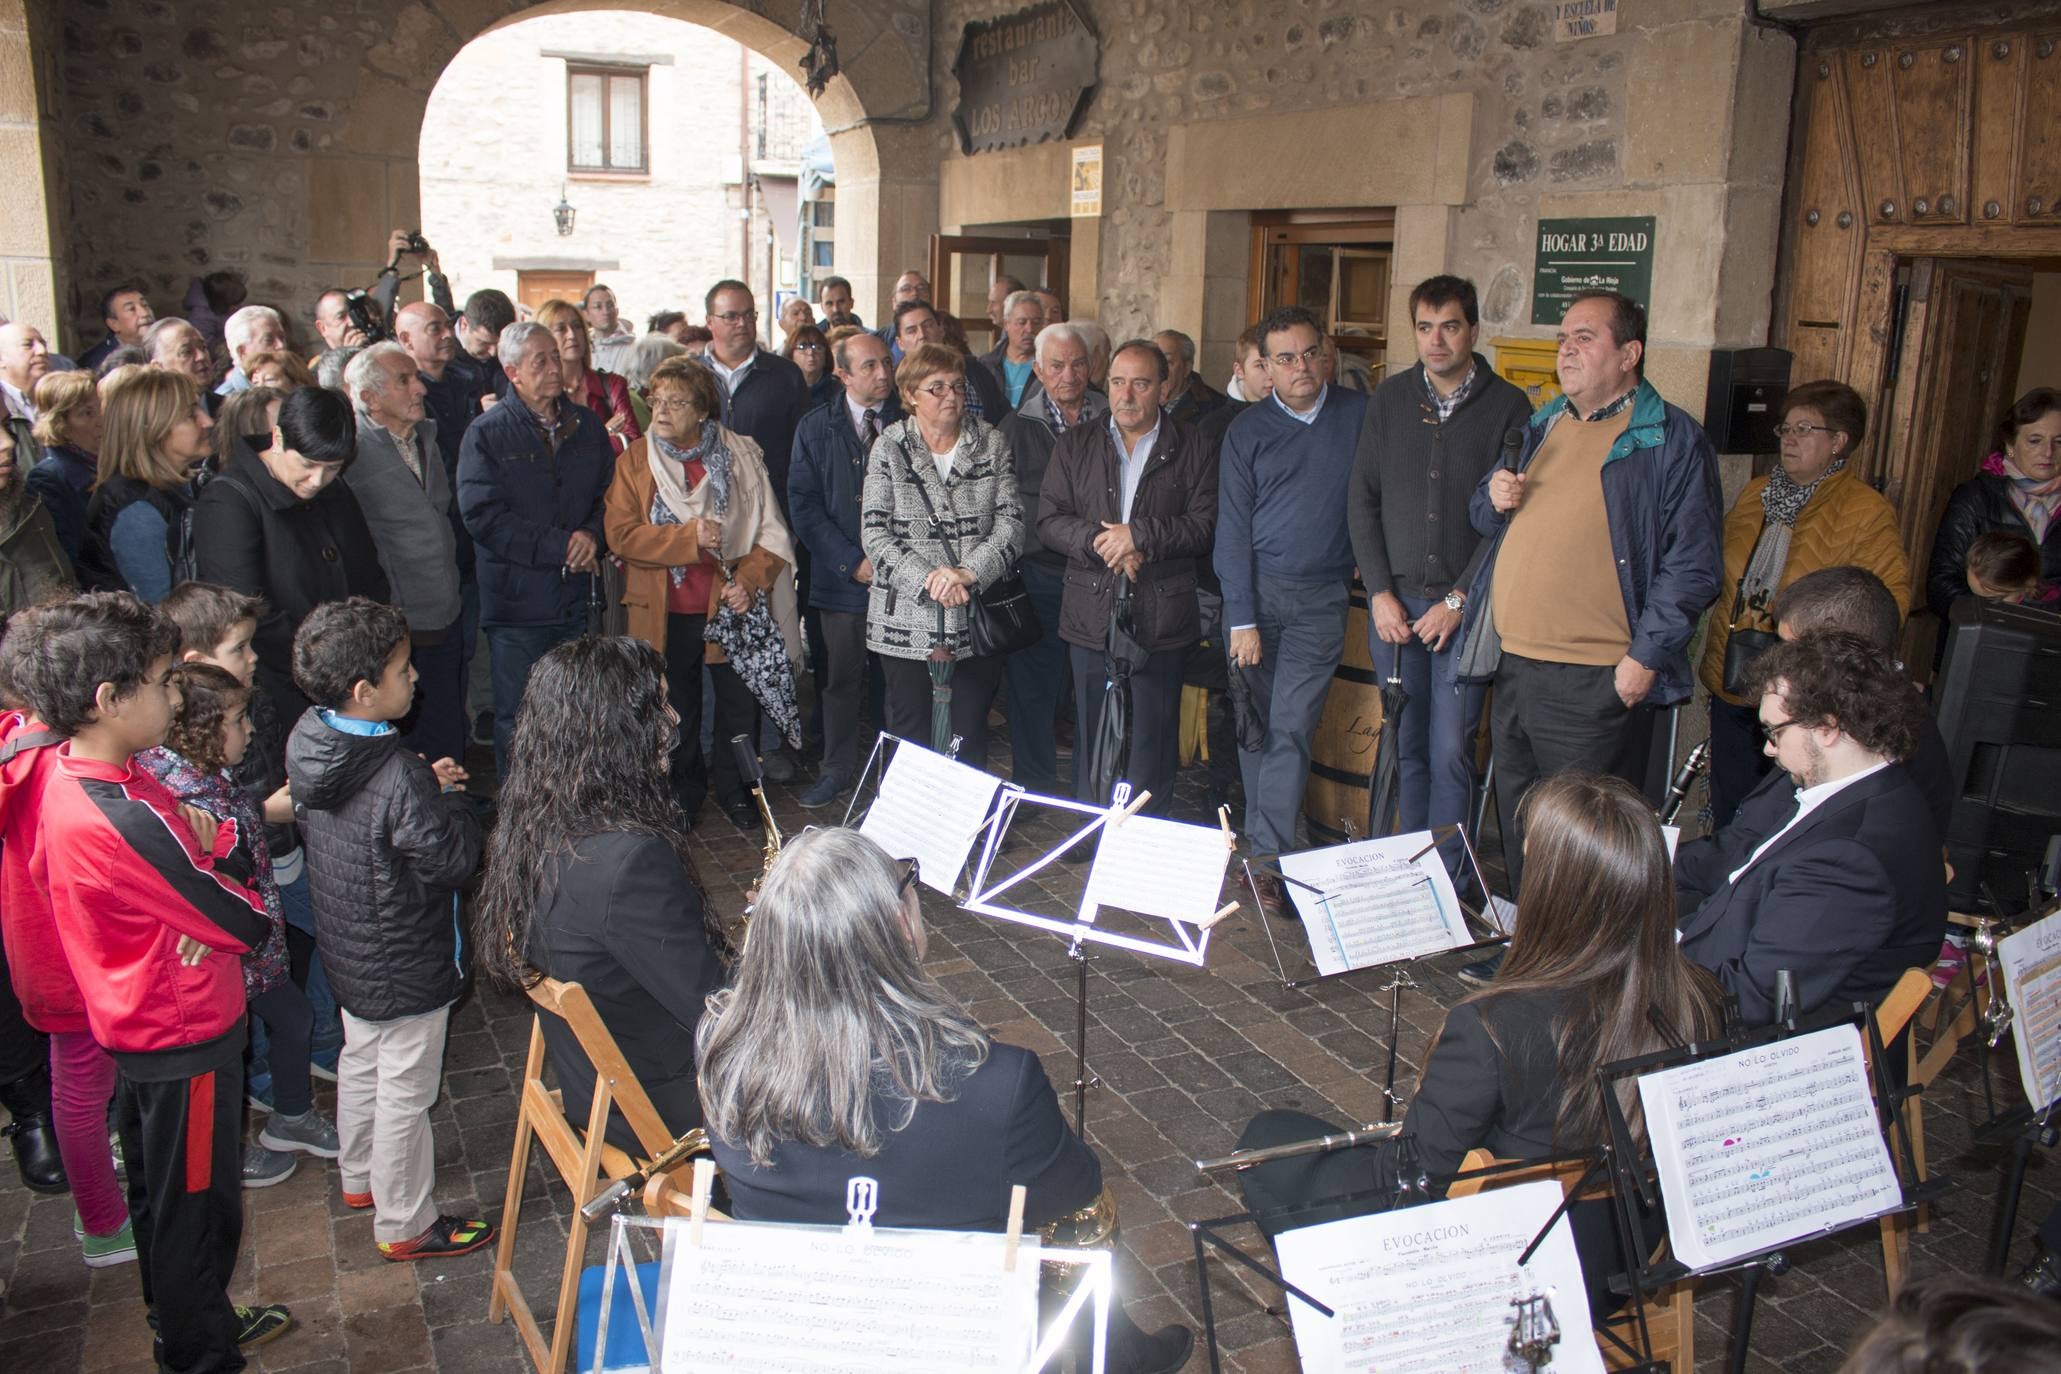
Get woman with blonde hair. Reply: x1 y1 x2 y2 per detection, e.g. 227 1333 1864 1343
536 297 639 454
238 349 316 395
26 370 103 560
76 367 214 600
603 354 798 832
1235 771 1722 1316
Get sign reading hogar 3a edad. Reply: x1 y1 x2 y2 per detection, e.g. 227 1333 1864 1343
1531 216 1655 325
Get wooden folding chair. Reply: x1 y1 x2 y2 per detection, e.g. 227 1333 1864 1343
1872 966 1934 1299
1449 1149 1694 1373
487 975 706 1374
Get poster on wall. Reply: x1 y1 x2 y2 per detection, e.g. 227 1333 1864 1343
1531 215 1656 323
1553 0 1620 41
1070 144 1103 218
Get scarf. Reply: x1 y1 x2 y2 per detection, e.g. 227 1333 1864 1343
1740 457 1847 611
1989 451 2057 543
650 422 732 589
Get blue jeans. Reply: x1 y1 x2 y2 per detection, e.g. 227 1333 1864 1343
1367 593 1487 875
1003 561 1069 792
1239 576 1350 856
252 868 339 1104
485 616 586 778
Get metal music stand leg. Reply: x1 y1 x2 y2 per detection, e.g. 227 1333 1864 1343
1985 1102 2058 1275
1727 1261 1773 1374
1070 939 1095 1134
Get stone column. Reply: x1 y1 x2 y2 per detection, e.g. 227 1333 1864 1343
0 0 61 340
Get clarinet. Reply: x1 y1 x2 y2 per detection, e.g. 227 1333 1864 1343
1659 740 1710 826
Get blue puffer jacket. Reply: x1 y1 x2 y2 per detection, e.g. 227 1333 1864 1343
1454 379 1723 706
456 396 614 627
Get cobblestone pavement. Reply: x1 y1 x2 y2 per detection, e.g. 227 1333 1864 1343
1 725 2053 1373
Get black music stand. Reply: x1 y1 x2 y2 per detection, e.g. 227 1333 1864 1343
1595 1005 1942 1374
1184 1151 1637 1374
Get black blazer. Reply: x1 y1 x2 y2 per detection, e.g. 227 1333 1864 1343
1675 762 1945 1024
193 442 391 729
708 1042 1100 1232
524 831 725 1153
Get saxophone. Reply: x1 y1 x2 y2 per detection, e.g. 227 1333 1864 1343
730 734 783 944
1036 1185 1120 1287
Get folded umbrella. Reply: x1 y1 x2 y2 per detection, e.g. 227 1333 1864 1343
1223 653 1266 754
927 602 955 754
1084 578 1152 805
703 589 803 748
1363 669 1410 838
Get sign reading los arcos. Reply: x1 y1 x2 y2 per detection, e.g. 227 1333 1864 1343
953 1 1099 155
1531 216 1656 324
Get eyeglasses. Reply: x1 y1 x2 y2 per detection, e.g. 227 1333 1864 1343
649 397 700 414
1270 344 1324 370
918 381 969 399
793 342 824 352
711 310 758 324
895 856 921 897
1760 718 1806 746
1773 422 1835 439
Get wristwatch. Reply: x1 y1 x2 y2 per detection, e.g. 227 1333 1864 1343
1443 590 1465 612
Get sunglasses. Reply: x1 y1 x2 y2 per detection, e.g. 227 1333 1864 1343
896 856 922 897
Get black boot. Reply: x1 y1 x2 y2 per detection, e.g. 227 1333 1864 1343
0 1063 68 1194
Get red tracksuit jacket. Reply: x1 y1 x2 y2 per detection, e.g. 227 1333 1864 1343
0 711 86 1032
40 746 271 1054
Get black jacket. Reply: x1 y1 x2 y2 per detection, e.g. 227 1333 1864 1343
525 831 725 1152
709 1042 1099 1232
1038 416 1217 651
1675 762 1945 1024
456 395 613 628
1001 388 1109 572
76 475 191 598
1349 356 1534 601
284 711 482 1022
787 393 905 616
193 443 392 731
1166 372 1229 426
1924 471 2061 618
720 350 813 508
422 360 487 578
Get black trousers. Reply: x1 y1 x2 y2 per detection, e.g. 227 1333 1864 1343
117 1034 248 1374
1070 644 1186 813
0 934 44 1084
247 980 314 1118
816 609 870 781
664 612 759 817
880 651 1002 769
1706 692 1772 829
1490 654 1655 892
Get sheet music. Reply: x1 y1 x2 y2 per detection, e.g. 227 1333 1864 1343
1997 909 2061 1110
857 740 1002 895
658 1217 1040 1372
1277 832 1470 977
1080 813 1232 923
1273 1179 1603 1374
1638 1023 1902 1271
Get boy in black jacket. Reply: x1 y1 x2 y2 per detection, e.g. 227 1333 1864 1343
284 597 491 1260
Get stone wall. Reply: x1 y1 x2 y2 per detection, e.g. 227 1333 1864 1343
418 11 822 330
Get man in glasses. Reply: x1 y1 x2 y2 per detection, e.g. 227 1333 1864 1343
1672 631 1943 1024
703 279 815 782
1455 290 1721 938
1212 306 1369 917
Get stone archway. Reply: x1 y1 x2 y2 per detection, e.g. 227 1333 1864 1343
46 0 941 347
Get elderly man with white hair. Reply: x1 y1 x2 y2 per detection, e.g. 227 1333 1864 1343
979 290 1045 409
343 340 467 762
0 323 52 461
998 321 1106 797
219 304 288 396
142 316 226 414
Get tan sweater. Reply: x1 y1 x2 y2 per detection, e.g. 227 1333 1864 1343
1492 409 1633 666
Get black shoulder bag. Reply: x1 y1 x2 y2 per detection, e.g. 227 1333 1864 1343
907 459 1040 658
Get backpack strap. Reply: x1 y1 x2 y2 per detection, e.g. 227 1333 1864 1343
0 729 62 766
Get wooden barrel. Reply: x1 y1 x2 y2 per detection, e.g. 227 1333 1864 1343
1303 583 1383 846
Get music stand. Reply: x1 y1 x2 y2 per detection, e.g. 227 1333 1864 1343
1595 1006 1941 1374
1183 1152 1621 1374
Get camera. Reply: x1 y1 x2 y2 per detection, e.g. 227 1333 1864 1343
401 231 430 255
342 289 389 344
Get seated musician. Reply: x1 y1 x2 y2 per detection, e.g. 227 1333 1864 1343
694 826 1192 1374
1674 632 1945 1024
1235 771 1721 1316
474 635 731 1151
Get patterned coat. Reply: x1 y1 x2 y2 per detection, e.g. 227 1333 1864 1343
860 414 1024 662
136 745 288 999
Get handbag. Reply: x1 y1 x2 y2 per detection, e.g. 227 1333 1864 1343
1719 570 1779 697
909 463 1041 658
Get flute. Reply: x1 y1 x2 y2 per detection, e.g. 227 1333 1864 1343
1195 1121 1404 1174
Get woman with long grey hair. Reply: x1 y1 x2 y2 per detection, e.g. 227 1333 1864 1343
695 827 1192 1374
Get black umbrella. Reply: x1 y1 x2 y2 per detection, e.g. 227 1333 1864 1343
1084 577 1153 805
702 585 803 748
1364 668 1411 839
1223 653 1266 754
927 601 955 753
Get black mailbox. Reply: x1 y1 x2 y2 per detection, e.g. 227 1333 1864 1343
1703 346 1792 454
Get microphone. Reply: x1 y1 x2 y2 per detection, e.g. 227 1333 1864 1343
1499 426 1525 472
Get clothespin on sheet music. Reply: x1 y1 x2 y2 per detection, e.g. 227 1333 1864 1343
1198 900 1240 931
1106 785 1151 828
688 1158 716 1249
1217 804 1236 852
845 1176 879 1236
1002 1184 1027 1272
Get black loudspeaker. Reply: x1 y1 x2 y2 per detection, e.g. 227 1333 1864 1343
1702 346 1793 454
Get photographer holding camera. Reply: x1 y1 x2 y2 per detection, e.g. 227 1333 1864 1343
311 230 453 353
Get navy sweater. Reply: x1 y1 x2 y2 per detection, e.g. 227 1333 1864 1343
1211 386 1368 627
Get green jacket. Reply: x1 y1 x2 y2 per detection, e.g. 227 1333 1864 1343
0 486 75 616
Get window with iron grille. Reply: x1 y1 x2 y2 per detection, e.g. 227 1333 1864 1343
568 65 648 173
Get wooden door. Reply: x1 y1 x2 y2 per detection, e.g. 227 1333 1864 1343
516 270 595 313
927 234 1070 354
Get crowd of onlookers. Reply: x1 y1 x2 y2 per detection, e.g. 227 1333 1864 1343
0 229 2055 1371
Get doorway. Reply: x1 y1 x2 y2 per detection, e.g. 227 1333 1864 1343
515 269 596 313
1249 210 1394 386
929 227 1070 357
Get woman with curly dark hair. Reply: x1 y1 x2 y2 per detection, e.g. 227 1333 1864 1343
474 634 730 1149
